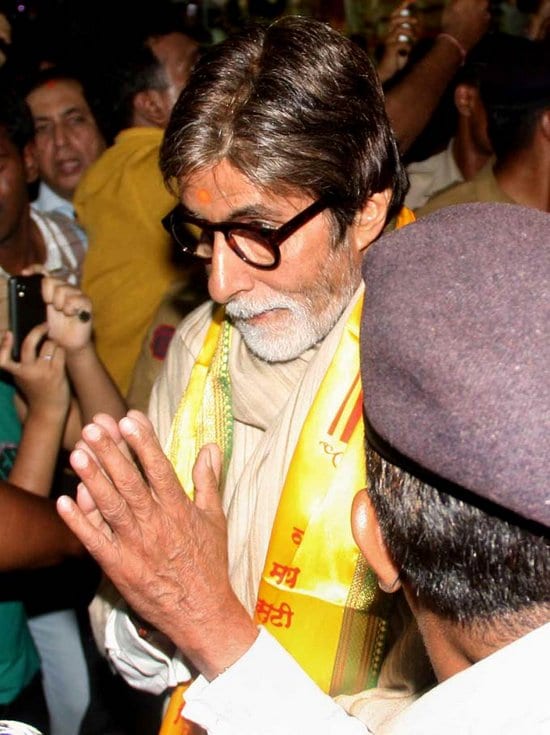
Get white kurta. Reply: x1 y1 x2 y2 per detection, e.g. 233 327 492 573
182 623 550 735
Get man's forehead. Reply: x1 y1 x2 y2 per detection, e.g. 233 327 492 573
182 161 306 216
184 163 258 204
27 79 87 108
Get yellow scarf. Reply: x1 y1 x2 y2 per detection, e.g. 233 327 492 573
160 207 415 733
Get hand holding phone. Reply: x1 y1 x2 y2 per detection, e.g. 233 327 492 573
8 274 47 361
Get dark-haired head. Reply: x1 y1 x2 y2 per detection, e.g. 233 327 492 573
160 16 407 235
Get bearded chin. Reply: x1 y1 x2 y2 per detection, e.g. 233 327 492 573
225 248 358 362
228 298 343 363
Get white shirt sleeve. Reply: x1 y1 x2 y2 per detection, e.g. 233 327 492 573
183 628 371 735
104 607 192 695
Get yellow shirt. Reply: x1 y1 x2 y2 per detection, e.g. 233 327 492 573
75 127 183 394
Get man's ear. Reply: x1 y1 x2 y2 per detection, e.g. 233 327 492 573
352 189 392 256
351 488 401 593
23 141 39 184
133 89 169 128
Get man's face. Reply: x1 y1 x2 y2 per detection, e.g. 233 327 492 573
26 79 106 201
148 32 200 111
0 128 32 247
182 160 363 362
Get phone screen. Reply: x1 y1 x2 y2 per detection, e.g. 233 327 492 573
8 274 47 361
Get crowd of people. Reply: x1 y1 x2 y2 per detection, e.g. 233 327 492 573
0 1 548 735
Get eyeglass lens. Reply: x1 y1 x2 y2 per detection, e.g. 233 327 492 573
167 196 329 269
176 222 277 267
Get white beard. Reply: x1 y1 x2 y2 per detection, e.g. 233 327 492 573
225 246 358 363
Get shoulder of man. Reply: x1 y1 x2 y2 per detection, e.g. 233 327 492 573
31 209 87 276
44 209 87 253
415 162 507 218
405 143 462 211
415 173 484 218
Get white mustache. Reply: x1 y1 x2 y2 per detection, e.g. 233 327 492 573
225 295 300 321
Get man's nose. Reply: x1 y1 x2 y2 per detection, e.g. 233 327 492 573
207 234 255 304
52 122 70 147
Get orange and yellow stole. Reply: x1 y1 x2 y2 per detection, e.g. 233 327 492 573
159 207 416 733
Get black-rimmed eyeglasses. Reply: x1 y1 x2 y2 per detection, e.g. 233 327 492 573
161 197 330 270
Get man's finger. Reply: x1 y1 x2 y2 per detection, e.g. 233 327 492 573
93 412 134 461
192 444 224 514
56 494 118 569
78 421 159 520
117 414 189 507
74 482 117 537
69 444 140 533
75 482 97 512
0 331 15 368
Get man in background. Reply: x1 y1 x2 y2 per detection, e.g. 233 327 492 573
418 35 550 215
75 8 202 395
24 65 107 221
403 32 507 210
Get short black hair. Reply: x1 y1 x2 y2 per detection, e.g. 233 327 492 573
96 44 168 142
479 36 550 159
366 443 550 626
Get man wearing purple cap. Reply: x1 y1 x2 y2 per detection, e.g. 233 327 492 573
57 201 549 733
353 200 549 732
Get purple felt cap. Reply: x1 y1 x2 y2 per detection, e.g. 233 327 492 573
361 202 550 528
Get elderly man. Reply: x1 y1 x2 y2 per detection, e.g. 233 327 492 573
58 201 549 733
64 12 433 730
62 2 494 723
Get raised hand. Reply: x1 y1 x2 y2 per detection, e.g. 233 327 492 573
376 1 422 84
0 324 71 494
41 276 93 354
57 410 258 679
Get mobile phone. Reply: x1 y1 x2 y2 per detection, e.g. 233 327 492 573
8 274 47 361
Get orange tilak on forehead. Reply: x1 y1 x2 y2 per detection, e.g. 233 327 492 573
196 188 212 204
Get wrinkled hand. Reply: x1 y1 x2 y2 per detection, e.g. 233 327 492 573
441 0 490 52
42 277 93 353
57 410 258 678
0 325 70 417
